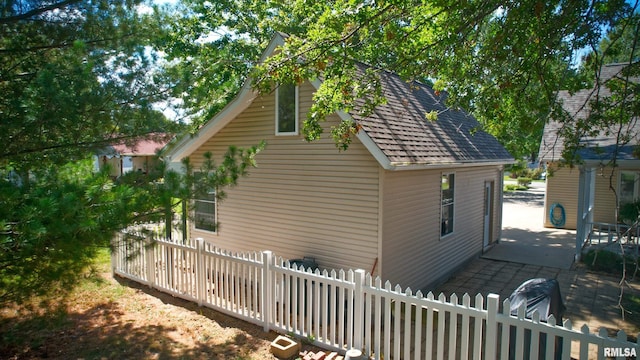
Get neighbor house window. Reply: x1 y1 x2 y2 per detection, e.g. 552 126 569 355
194 174 217 232
276 83 298 135
441 173 455 236
620 171 640 205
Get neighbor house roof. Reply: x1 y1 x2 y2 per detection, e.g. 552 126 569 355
166 33 513 170
98 133 172 157
539 63 640 164
111 138 170 156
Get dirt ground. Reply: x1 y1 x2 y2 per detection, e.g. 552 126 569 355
0 266 320 360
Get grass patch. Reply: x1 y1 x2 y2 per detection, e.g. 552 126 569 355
70 249 132 306
582 249 638 275
0 246 117 357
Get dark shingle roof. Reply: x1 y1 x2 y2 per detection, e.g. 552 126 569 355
350 69 513 166
539 63 640 162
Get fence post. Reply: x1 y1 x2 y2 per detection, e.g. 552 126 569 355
353 269 366 352
262 251 273 332
197 238 205 306
145 236 155 288
485 294 500 360
111 233 119 276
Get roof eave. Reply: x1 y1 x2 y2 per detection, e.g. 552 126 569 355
578 159 640 167
386 159 515 171
164 84 258 164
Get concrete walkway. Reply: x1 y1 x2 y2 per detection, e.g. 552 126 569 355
434 182 640 350
483 182 576 269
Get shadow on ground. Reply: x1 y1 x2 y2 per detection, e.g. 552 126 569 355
0 276 285 360
503 188 545 207
485 226 575 269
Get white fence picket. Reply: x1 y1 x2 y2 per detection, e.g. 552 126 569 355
112 232 640 359
407 290 422 360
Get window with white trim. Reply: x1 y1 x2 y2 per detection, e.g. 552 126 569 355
275 83 298 135
441 173 455 236
620 171 640 205
194 174 217 232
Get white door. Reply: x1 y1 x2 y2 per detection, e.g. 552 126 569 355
484 182 493 248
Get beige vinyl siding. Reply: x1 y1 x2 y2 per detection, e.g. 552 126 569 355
544 165 640 228
544 167 579 229
592 166 640 224
545 167 638 229
593 168 618 224
100 156 121 177
381 166 503 291
188 81 380 272
131 156 157 174
99 155 157 177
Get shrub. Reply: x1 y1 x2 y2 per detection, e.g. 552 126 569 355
517 177 532 186
528 167 545 180
507 160 527 178
504 184 528 191
620 200 640 225
510 167 545 180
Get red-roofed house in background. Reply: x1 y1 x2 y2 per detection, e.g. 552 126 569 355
95 134 172 178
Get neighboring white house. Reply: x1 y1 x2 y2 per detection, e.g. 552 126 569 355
165 33 514 291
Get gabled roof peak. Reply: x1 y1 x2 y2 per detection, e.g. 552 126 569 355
166 33 513 169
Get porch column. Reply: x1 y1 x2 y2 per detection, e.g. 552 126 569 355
575 166 596 261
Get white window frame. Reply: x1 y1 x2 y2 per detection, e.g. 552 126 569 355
619 170 640 205
194 187 217 233
440 172 455 238
275 83 299 135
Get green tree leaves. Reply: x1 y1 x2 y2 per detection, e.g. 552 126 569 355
246 0 636 159
156 0 308 129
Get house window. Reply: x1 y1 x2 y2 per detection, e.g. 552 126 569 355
276 83 298 135
619 171 640 205
441 173 455 236
194 189 217 232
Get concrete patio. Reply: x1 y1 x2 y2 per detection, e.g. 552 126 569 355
483 181 576 270
434 182 639 352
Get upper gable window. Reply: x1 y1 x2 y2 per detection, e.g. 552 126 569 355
276 83 298 135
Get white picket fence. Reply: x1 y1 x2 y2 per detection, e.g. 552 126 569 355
111 233 640 359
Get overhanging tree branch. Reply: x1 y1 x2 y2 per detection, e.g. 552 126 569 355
0 35 135 54
0 0 82 25
0 133 160 159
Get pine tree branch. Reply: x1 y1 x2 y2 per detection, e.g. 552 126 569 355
0 0 82 25
0 133 159 159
